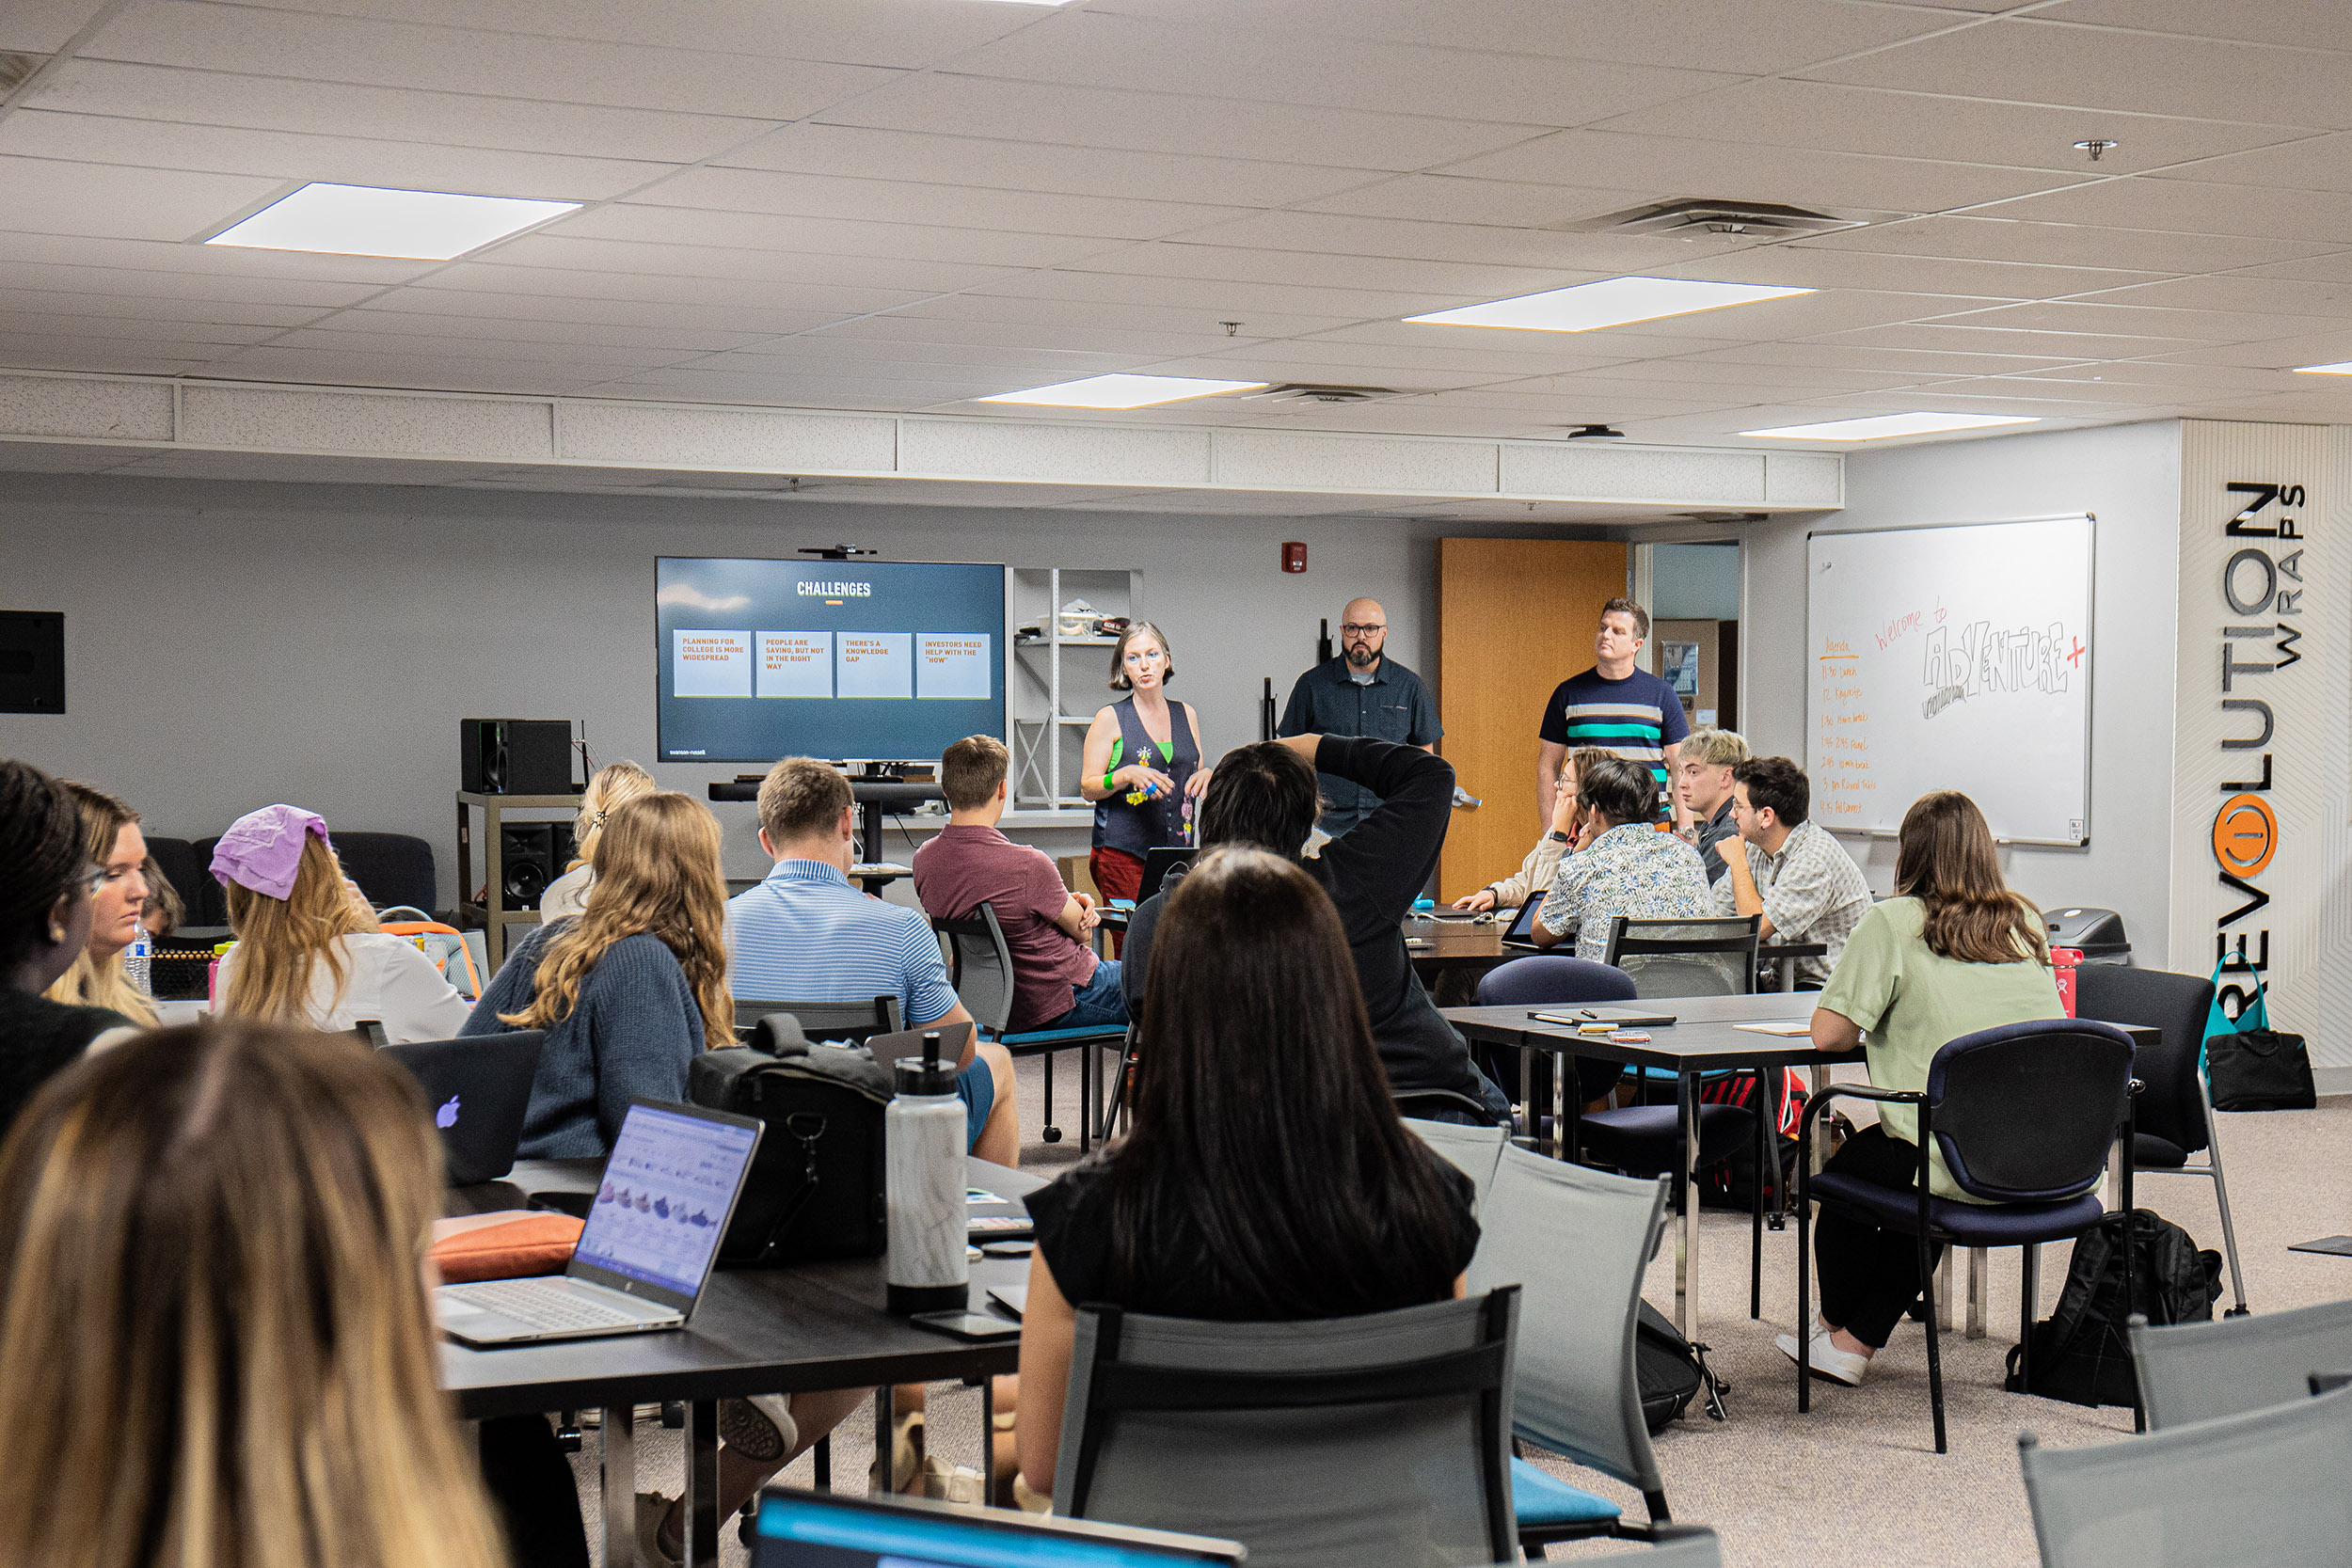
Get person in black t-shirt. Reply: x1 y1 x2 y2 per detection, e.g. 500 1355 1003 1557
0 759 135 1138
1016 847 1479 1495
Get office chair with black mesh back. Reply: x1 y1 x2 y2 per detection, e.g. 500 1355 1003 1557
733 996 901 1044
933 902 1128 1146
1601 915 1759 1000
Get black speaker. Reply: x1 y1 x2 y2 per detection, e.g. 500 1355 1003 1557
0 611 65 714
549 822 578 877
499 825 556 905
461 720 576 796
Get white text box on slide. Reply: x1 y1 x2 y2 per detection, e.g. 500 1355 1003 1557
673 629 752 698
757 631 834 699
836 632 913 699
917 633 993 700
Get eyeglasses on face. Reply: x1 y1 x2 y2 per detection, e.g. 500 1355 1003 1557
1340 623 1386 636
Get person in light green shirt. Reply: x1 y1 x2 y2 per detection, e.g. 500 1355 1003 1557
1781 791 2064 1386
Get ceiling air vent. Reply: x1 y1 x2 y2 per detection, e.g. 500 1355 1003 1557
1550 198 1889 239
0 54 47 95
1241 384 1404 405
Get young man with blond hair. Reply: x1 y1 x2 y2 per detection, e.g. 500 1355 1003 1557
914 736 1126 1033
1675 725 1752 884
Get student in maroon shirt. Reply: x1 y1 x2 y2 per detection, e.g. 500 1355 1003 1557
913 736 1127 1032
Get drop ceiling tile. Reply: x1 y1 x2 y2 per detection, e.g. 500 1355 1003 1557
1698 245 2163 300
474 234 1023 294
1066 241 1578 300
1589 78 2312 173
716 124 1381 209
2045 0 2352 52
945 10 1740 126
1083 0 1951 74
228 0 1040 70
206 346 617 395
882 292 1359 341
0 111 676 201
2134 332 2352 370
0 260 376 309
624 166 1249 242
1589 358 1937 392
24 59 778 163
1171 210 1724 274
2074 274 2352 317
1801 17 2352 130
1984 176 2352 245
1998 361 2303 392
1193 340 1627 378
0 0 105 54
1925 298 2343 345
803 314 1246 360
0 230 439 285
1801 214 2338 272
292 308 766 354
812 74 1543 170
2221 252 2352 287
2146 132 2352 197
1120 356 1483 393
342 288 853 339
980 267 1468 322
1904 375 2198 407
0 337 224 375
406 262 935 319
1432 130 2092 214
551 204 1120 269
0 156 282 242
1293 175 1668 229
258 327 697 370
0 286 327 328
1692 341 2102 377
81 4 902 122
1311 319 1741 359
1806 321 2212 359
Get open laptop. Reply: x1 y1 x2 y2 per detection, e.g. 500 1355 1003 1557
435 1099 761 1348
1137 846 1195 905
864 1020 977 1073
751 1486 1244 1567
382 1030 545 1185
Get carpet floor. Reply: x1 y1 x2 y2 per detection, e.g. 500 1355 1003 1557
574 1051 2352 1567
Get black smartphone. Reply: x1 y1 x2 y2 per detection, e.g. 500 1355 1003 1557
909 1310 1023 1342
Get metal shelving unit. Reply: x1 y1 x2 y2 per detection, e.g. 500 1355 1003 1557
1009 567 1141 811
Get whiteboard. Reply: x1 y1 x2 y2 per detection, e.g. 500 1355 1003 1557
1805 516 2093 846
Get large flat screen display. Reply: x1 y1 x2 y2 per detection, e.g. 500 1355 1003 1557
656 558 1005 764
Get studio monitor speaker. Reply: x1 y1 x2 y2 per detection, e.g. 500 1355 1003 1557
461 720 576 796
499 825 555 905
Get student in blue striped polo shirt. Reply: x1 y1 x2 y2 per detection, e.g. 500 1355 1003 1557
1534 596 1692 833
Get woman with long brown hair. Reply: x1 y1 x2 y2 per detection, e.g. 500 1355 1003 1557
214 805 471 1043
1788 789 2063 1386
43 780 156 1026
0 1020 510 1568
463 790 734 1159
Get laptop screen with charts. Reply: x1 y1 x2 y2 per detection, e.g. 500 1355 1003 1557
435 1100 760 1348
382 1030 544 1186
751 1487 1244 1567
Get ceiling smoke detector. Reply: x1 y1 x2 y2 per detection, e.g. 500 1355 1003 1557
1243 384 1403 404
1551 198 1889 239
1563 423 1626 439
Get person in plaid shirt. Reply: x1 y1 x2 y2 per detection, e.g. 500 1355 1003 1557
1715 756 1871 988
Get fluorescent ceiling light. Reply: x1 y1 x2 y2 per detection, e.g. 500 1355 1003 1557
978 373 1266 409
206 182 580 260
1406 277 1812 333
1740 412 2040 441
2292 360 2352 374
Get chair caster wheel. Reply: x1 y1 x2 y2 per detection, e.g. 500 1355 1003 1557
2225 1306 2251 1318
660 1402 686 1430
1767 1215 1787 1232
555 1418 583 1454
1041 1127 1062 1144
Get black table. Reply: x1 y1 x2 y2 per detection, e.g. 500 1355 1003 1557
443 1157 1040 1567
1445 994 1862 1340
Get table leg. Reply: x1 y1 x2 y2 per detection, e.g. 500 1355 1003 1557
1677 1069 1699 1343
815 1433 831 1492
601 1404 636 1568
1967 1248 1988 1339
872 1386 892 1495
1518 1047 1534 1153
1935 1250 1955 1333
1750 1063 1767 1321
981 1375 996 1505
1562 1049 1581 1166
688 1400 719 1567
1779 957 1798 993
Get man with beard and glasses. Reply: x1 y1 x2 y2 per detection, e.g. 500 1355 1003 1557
1278 596 1441 840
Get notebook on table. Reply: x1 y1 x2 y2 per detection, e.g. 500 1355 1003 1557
382 1029 545 1185
435 1099 760 1347
751 1486 1244 1566
1530 1006 1679 1029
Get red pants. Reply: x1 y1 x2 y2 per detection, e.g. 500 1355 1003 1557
1089 847 1143 958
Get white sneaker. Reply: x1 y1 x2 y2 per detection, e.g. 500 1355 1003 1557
1776 1330 1870 1386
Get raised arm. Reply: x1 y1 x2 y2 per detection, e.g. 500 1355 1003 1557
1535 740 1566 830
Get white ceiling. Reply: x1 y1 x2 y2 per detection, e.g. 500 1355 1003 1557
10 0 2352 450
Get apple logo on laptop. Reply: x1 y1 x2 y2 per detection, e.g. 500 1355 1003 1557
437 1095 461 1130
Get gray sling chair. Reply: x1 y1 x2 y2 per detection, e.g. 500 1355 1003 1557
2130 1298 2352 1431
1466 1142 1679 1557
933 901 1130 1147
1404 1117 1508 1212
1796 1018 2138 1455
1597 1528 1725 1567
2017 1383 2352 1568
1052 1290 1521 1568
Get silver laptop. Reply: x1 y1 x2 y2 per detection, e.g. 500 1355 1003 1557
864 1021 976 1072
435 1098 761 1348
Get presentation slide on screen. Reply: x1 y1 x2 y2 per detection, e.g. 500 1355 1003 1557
657 558 1005 762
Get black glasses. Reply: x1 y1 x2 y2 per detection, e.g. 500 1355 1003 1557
1339 623 1386 636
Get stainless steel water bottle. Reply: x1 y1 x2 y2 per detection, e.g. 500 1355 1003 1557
884 1030 968 1315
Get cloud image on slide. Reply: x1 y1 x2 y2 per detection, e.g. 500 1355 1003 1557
656 583 752 612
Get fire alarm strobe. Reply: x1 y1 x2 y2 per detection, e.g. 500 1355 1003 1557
1281 542 1308 573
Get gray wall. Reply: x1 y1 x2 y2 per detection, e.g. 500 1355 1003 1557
1652 542 1742 621
1739 420 2183 965
0 473 1590 900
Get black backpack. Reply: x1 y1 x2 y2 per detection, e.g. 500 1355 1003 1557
2004 1208 2222 1408
689 1015 892 1268
1635 1301 1728 1432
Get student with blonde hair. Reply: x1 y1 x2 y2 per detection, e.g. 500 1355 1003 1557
43 780 156 1026
0 1020 512 1568
214 805 471 1044
540 759 659 922
466 791 734 1159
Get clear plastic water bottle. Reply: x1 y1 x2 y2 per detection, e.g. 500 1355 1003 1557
125 930 153 997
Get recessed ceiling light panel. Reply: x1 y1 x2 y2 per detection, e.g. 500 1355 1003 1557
205 182 581 260
1406 277 1812 333
1740 412 2039 441
2292 361 2352 374
977 374 1266 409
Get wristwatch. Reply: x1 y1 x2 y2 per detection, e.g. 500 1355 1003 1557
1547 830 1572 844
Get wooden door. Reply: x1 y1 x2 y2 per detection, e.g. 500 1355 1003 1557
1438 539 1628 900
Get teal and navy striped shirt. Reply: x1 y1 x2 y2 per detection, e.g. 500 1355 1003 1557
1537 667 1691 788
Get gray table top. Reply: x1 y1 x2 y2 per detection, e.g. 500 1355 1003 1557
1443 993 1864 1071
438 1156 1042 1419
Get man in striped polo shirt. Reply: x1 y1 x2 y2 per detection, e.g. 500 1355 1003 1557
1535 596 1692 832
726 756 1019 1167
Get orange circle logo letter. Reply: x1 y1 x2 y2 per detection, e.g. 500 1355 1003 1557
2212 793 2278 879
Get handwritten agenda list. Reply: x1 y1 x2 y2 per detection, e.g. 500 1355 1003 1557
1815 636 1873 820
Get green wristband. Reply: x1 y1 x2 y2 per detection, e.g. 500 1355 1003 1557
1104 770 1119 792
